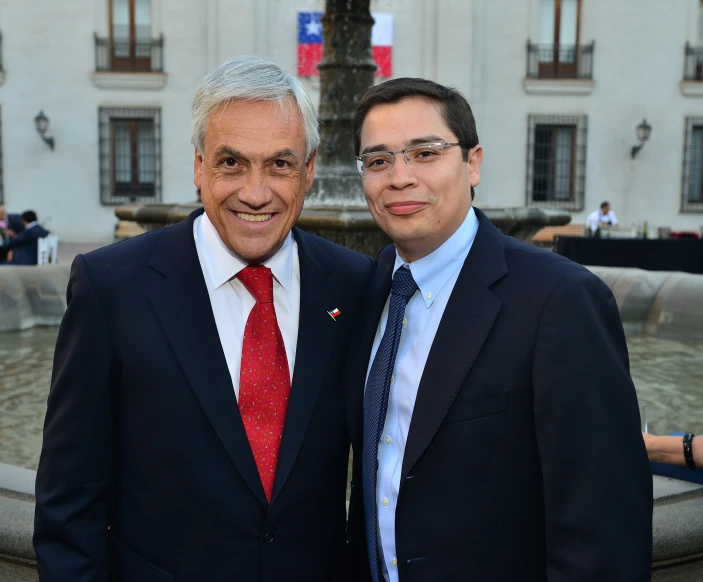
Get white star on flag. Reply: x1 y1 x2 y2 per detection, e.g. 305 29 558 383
306 20 322 37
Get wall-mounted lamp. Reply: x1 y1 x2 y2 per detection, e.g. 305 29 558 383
630 118 652 158
34 110 55 150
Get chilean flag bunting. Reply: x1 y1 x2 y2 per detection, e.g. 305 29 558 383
298 12 393 77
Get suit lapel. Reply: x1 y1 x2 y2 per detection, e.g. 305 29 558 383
148 210 267 507
269 229 338 505
400 209 508 485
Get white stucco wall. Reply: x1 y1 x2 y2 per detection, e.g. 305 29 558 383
0 0 701 240
0 0 211 241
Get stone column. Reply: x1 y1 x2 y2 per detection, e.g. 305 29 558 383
300 0 393 254
316 0 375 175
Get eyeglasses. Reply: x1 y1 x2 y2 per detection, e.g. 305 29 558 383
356 142 464 178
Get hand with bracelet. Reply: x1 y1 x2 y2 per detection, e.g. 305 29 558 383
642 432 699 470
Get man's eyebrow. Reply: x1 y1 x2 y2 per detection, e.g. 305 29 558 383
360 135 448 156
268 149 300 160
212 146 242 159
361 144 388 156
210 146 300 161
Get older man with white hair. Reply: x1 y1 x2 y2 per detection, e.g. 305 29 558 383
34 55 373 582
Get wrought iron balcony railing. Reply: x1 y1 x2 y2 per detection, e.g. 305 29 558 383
94 34 164 73
684 43 703 81
526 41 594 80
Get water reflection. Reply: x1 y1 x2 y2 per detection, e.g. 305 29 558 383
0 327 56 470
627 336 703 436
0 327 701 470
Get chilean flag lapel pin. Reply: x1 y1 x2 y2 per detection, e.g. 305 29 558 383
327 308 341 321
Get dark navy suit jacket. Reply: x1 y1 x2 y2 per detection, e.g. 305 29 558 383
1 223 49 265
34 209 374 582
347 208 653 582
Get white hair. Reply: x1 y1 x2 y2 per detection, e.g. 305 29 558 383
191 55 320 160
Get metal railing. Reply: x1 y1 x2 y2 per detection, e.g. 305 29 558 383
94 34 164 73
526 41 594 79
684 43 703 81
525 115 588 212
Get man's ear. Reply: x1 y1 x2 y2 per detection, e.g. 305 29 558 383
194 149 204 189
304 149 317 192
468 145 483 189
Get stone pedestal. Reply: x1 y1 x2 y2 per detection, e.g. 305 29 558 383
114 201 571 254
652 476 703 579
0 266 70 332
587 266 703 340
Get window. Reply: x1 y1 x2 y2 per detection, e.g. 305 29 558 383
526 115 587 210
99 108 161 205
684 4 703 82
536 0 583 78
684 44 703 81
104 0 158 72
682 117 703 213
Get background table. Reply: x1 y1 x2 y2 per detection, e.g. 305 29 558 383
553 237 703 274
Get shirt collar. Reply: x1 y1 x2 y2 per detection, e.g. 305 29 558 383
392 206 479 308
195 212 294 293
25 221 37 229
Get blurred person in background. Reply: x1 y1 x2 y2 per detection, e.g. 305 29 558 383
587 200 619 235
0 210 49 265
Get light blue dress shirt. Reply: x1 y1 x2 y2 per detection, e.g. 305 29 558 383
366 206 479 582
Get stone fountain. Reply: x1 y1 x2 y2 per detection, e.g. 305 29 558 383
116 0 571 254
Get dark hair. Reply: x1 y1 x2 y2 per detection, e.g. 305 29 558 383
22 210 37 223
352 77 479 198
600 201 610 210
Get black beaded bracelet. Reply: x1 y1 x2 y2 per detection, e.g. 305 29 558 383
683 433 696 471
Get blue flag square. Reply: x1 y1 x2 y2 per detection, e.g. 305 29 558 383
298 12 323 44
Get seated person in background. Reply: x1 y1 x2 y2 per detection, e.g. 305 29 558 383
587 201 619 234
644 432 700 471
7 212 26 236
0 210 49 265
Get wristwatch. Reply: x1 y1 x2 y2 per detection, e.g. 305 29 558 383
683 433 696 471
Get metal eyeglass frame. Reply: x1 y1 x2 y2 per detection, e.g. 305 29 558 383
355 142 463 177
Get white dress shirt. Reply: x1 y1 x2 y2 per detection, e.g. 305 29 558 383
587 209 618 232
367 206 479 582
193 213 300 399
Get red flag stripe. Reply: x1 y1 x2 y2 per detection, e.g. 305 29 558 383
373 46 392 77
298 43 323 76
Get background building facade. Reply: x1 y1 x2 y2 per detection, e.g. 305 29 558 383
0 0 701 241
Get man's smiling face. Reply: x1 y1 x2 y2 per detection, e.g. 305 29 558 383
194 98 315 263
358 97 481 263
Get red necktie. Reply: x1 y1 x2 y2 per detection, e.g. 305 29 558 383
237 265 291 503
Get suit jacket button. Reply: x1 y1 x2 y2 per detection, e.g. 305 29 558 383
263 532 274 544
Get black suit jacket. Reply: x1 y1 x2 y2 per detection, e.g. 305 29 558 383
34 209 374 582
348 208 653 582
2 223 49 264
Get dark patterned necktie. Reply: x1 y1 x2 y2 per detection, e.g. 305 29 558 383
362 266 418 582
237 265 290 503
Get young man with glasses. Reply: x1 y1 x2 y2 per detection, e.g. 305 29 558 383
346 77 653 582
